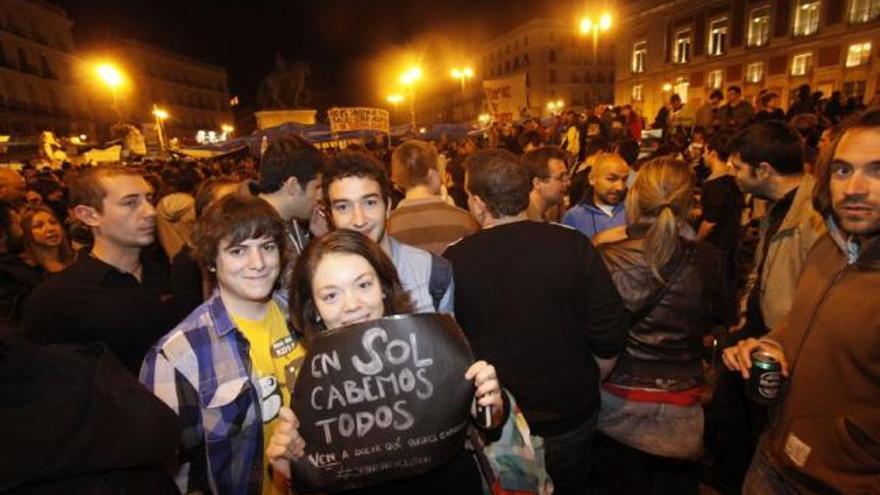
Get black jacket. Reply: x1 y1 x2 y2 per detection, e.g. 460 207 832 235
445 221 628 436
598 229 734 389
0 337 181 494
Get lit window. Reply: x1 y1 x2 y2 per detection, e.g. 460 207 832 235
791 52 813 75
632 41 647 73
632 84 643 102
707 69 723 89
748 6 771 47
846 42 872 67
849 0 880 23
673 76 690 102
793 0 821 36
709 18 728 56
674 29 692 64
746 62 764 83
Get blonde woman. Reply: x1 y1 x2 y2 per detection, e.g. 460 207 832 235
592 157 734 494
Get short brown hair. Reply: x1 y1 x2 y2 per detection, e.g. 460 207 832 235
193 194 286 279
289 230 413 339
391 140 438 189
68 166 145 212
464 149 530 217
522 146 568 181
321 152 393 207
813 108 880 219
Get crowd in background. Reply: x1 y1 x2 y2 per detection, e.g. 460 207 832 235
0 80 877 495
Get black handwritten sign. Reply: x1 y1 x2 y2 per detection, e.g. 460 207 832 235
290 313 474 493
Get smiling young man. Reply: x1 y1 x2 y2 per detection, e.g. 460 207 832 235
22 166 179 374
141 194 306 495
724 108 880 495
321 151 454 314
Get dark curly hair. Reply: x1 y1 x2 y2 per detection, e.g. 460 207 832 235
288 230 413 339
321 152 393 209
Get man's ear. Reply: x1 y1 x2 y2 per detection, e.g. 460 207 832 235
283 176 301 195
73 205 100 228
757 161 774 178
532 176 542 190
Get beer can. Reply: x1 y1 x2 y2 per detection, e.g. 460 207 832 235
749 349 782 404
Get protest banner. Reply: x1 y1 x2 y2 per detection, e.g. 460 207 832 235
290 313 474 492
482 74 529 122
328 107 391 134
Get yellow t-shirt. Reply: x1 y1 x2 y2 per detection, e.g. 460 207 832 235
232 300 306 495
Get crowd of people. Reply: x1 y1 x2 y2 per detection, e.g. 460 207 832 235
0 83 877 495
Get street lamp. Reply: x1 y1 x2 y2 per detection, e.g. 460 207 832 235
451 66 475 121
152 105 169 156
221 124 234 141
579 12 613 65
96 63 125 122
400 67 422 132
386 93 404 122
662 83 673 92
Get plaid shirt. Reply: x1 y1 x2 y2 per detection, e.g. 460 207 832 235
140 291 301 495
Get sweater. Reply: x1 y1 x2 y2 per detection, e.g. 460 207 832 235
444 221 628 437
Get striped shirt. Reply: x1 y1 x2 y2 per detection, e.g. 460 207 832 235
140 291 304 495
388 197 480 255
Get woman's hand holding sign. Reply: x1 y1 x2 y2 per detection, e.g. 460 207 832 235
466 360 504 429
266 407 306 481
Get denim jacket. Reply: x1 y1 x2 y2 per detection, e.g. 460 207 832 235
140 290 301 495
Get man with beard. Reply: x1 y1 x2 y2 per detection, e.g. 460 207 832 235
22 167 179 374
523 146 570 222
703 121 825 494
724 108 880 495
562 153 629 239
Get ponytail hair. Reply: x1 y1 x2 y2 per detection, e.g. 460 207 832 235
625 156 694 282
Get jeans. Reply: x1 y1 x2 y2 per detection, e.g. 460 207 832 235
742 449 801 495
542 412 597 495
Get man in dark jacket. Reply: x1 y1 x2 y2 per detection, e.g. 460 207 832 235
724 108 880 495
0 333 180 494
445 149 628 495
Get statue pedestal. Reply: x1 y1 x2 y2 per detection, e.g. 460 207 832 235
255 109 317 129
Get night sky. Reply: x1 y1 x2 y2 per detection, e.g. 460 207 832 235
56 0 580 111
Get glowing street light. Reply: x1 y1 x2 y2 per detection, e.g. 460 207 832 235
96 63 123 88
451 66 475 118
399 67 422 131
152 105 169 156
221 124 234 134
152 107 169 120
400 67 422 85
386 93 404 105
478 113 491 125
662 82 673 92
579 12 613 64
95 63 126 122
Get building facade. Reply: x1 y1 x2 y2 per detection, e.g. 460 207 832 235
96 39 233 144
481 17 616 118
413 17 616 126
616 0 880 123
0 0 93 138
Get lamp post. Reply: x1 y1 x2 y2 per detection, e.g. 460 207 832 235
386 93 404 123
547 99 565 116
451 67 474 121
96 63 124 123
579 13 613 66
152 105 169 157
400 67 422 132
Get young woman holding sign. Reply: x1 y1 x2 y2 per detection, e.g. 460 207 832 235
267 230 506 494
